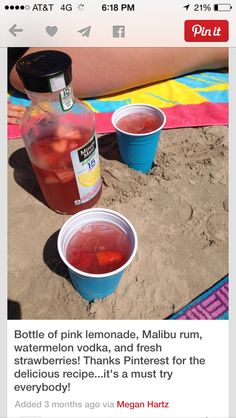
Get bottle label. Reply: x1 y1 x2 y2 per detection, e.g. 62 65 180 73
49 74 66 92
70 134 102 205
59 87 74 111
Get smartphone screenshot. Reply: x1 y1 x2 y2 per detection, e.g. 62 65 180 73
0 1 235 417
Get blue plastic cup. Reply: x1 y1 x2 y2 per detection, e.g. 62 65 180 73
57 208 138 302
112 104 166 173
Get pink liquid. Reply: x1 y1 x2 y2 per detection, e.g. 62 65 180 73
66 221 132 274
28 127 101 214
116 111 162 134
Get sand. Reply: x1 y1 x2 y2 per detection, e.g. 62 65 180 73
8 125 228 319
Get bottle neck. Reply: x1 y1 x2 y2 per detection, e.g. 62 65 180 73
26 83 74 105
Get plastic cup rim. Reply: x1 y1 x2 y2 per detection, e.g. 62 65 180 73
111 103 166 137
57 208 138 279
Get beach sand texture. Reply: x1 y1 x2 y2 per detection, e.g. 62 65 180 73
8 126 228 319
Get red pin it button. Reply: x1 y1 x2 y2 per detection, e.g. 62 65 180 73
185 20 229 42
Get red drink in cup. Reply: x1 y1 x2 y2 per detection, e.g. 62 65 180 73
116 111 163 134
66 221 132 274
57 208 138 301
112 104 166 173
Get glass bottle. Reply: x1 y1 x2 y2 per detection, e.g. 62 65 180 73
16 50 102 214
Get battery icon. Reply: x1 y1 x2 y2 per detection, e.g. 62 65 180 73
214 3 232 11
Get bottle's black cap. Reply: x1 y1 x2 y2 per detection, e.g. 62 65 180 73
16 50 72 93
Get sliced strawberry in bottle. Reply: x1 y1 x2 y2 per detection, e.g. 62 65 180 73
50 139 68 153
96 251 123 267
45 174 60 184
55 169 75 183
56 126 82 141
69 130 82 141
30 142 61 169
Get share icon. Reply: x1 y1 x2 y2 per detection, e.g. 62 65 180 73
78 26 91 37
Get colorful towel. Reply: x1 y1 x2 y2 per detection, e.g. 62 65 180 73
168 275 228 320
85 70 228 112
8 70 228 138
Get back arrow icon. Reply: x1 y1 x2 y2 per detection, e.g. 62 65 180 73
9 24 23 37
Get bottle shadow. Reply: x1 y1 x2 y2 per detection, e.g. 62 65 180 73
98 133 121 162
8 147 49 207
43 229 70 283
8 299 21 319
